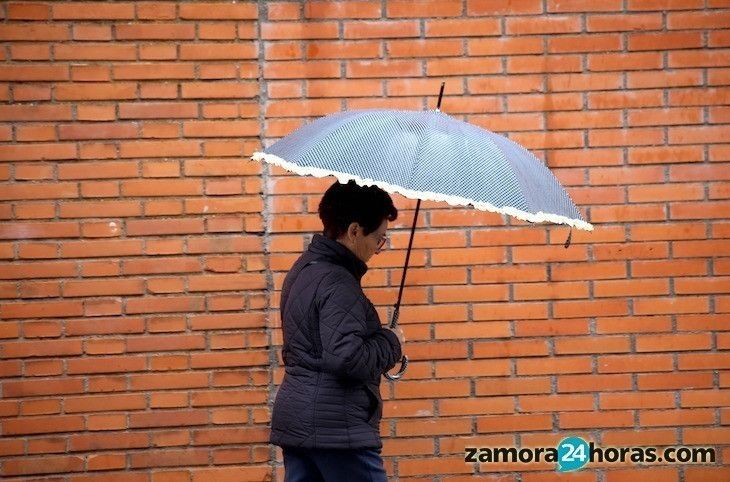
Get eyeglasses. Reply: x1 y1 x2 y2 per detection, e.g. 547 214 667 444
376 234 387 251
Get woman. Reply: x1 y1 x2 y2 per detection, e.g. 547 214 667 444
271 179 406 482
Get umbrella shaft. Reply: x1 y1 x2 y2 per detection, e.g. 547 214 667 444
391 82 442 329
392 198 421 328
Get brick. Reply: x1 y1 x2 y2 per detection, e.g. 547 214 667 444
547 110 622 129
267 3 302 20
668 11 730 29
627 69 703 89
187 274 266 292
548 72 623 91
346 60 418 78
118 23 197 40
273 83 351 105
517 356 592 375
0 221 80 239
670 87 730 106
0 300 84 319
671 201 730 220
55 43 136 61
558 374 633 392
506 15 582 35
629 31 703 51
64 394 147 413
63 279 144 297
136 3 176 20
587 13 663 31
7 3 51 20
180 43 258 60
395 379 470 399
264 41 304 61
599 354 674 373
263 60 341 79
1 338 82 358
56 82 136 101
388 39 463 57
71 432 148 456
638 333 713 353
675 276 730 294
432 284 508 303
306 40 381 59
547 0 623 12
179 2 257 19
520 393 594 412
507 54 582 73
180 81 258 98
671 164 730 182
512 244 588 264
304 1 381 18
513 281 589 300
130 409 208 430
629 145 704 164
467 0 543 15
190 350 268 369
630 223 708 241
669 125 730 144
548 34 622 53
344 19 420 38
628 183 705 202
589 52 663 71
681 354 730 372
596 316 671 333
2 415 85 435
473 302 548 321
60 239 143 258
125 296 205 315
634 296 710 315
130 448 208 466
472 339 549 359
261 21 337 40
709 30 730 47
554 299 630 319
266 99 345 117
0 182 78 201
509 92 583 113
52 2 134 20
428 18 502 37
192 467 272 482
629 0 703 9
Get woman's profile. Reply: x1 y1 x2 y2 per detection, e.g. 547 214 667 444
271 179 405 482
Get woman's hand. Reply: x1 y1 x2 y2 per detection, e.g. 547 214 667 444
386 326 405 346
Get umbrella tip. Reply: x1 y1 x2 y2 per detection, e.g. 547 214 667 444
436 82 446 110
564 227 573 249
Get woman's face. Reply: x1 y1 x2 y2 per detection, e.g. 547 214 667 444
339 218 388 263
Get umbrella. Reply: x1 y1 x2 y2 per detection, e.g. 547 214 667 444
251 82 593 380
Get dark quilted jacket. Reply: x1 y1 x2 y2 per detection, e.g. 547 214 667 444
270 233 402 449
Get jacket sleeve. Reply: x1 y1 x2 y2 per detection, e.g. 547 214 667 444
316 272 402 381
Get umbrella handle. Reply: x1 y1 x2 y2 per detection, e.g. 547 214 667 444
384 355 408 380
384 306 408 380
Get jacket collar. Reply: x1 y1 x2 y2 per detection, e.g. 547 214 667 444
307 233 368 282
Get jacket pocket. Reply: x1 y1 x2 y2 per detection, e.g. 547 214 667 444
363 383 382 423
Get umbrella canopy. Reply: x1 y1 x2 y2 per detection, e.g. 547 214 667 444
252 85 593 380
252 108 593 232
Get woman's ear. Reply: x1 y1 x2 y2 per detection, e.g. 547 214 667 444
346 222 359 241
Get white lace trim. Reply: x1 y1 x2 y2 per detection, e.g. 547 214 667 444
251 151 594 232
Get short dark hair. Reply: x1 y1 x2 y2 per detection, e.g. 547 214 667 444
318 179 398 240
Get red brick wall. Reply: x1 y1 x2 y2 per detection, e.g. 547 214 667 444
1 1 729 481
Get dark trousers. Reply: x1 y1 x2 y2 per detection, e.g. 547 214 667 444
282 446 388 482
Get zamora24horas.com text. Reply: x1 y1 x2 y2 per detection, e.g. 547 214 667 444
465 437 716 472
